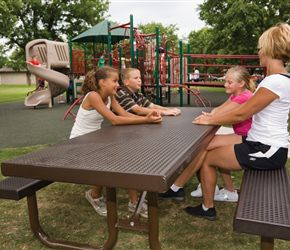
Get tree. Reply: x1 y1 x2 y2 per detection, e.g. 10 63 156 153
198 0 290 54
0 0 109 69
5 48 26 71
188 27 215 54
0 45 9 68
138 22 179 51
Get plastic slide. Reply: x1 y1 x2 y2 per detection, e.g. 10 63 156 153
25 63 69 107
24 89 51 107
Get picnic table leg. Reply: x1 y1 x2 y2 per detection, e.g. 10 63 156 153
103 187 118 250
27 194 97 249
147 192 161 250
260 236 274 250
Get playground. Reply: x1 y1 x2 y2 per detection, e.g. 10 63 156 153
1 15 289 250
23 15 264 111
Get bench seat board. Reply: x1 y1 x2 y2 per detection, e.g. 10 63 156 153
234 167 290 241
0 177 52 200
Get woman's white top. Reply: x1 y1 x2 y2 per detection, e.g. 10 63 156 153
247 74 290 148
69 92 111 139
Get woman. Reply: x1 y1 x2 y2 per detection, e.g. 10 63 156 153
185 23 290 220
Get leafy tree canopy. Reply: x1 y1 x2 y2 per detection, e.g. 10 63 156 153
188 27 214 54
0 0 109 69
0 44 9 68
0 0 109 50
197 0 290 54
138 22 179 50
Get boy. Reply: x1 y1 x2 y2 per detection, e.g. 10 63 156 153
116 68 181 116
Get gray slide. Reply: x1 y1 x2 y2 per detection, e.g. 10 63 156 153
25 63 69 107
25 39 70 108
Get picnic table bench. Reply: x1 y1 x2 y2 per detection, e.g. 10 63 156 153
234 166 290 250
0 177 52 200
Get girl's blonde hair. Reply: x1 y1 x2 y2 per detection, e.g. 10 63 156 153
226 66 256 92
81 66 118 95
120 67 139 84
258 23 290 63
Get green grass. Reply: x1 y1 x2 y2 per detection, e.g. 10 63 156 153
0 84 223 104
0 84 35 104
1 146 290 250
199 86 225 92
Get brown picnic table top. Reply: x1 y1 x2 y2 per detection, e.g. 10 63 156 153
1 107 219 250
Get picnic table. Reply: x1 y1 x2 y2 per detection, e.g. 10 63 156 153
1 107 218 249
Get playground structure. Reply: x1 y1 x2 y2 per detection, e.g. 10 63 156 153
68 15 264 108
25 39 70 107
25 15 265 109
68 15 209 108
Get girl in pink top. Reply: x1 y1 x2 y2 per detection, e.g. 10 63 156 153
209 66 255 135
190 66 255 201
229 80 253 136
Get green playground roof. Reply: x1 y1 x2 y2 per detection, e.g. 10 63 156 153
72 20 130 44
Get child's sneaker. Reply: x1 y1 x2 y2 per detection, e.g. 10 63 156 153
184 204 216 221
190 184 219 198
158 188 185 201
85 190 107 216
128 201 148 218
214 188 238 202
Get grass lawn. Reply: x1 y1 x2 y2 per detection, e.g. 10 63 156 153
0 84 35 104
1 146 290 250
199 86 225 92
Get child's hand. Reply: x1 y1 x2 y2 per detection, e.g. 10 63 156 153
162 108 181 116
172 108 181 116
147 111 162 123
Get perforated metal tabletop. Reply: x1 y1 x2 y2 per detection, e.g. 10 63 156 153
1 107 218 192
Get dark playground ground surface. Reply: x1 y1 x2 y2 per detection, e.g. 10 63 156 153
0 89 227 149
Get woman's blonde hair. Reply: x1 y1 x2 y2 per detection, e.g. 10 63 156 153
226 66 256 92
81 66 118 95
258 23 290 63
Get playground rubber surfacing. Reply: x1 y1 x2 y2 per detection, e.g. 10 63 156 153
0 101 74 149
0 90 228 149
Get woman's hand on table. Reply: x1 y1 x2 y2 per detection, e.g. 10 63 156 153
192 112 212 125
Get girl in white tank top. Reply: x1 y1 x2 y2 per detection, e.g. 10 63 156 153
69 66 162 217
69 93 111 138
